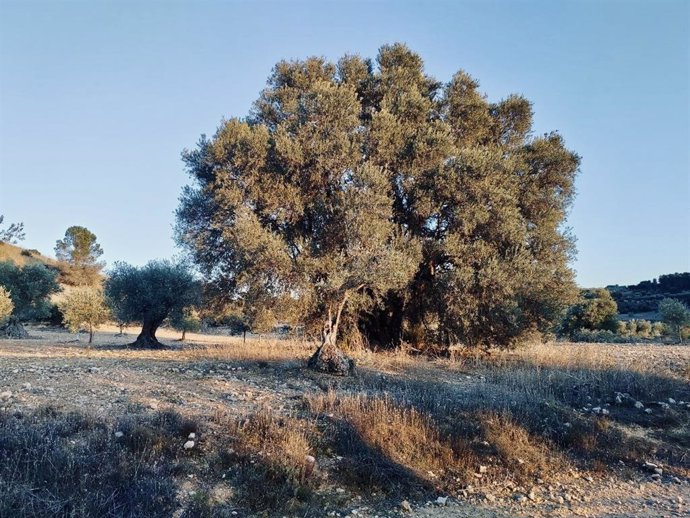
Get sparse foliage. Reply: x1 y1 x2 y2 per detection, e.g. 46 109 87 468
54 226 105 286
658 298 690 343
0 287 13 325
104 260 199 347
59 288 110 344
177 44 579 357
0 215 25 244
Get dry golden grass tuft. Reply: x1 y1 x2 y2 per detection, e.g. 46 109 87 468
307 391 473 490
479 412 560 479
215 408 320 512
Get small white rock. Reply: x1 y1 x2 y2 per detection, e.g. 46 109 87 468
635 401 644 409
436 496 448 505
114 431 124 438
183 440 195 450
188 432 196 440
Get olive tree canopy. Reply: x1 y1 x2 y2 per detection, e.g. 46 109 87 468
105 260 200 348
177 44 580 368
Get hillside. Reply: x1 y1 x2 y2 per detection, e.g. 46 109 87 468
608 272 690 317
0 242 58 268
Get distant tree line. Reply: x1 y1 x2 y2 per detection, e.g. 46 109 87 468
608 272 690 313
559 287 690 344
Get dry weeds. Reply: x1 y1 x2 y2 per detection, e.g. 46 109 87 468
0 326 688 517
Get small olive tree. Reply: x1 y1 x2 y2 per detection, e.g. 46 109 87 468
59 288 110 344
105 260 199 347
0 287 13 325
170 306 202 341
658 298 690 343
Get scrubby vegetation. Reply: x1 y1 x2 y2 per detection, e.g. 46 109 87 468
609 273 690 314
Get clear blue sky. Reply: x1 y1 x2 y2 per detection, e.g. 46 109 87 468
1 0 688 287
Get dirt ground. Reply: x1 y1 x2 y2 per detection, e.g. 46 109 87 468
0 325 688 517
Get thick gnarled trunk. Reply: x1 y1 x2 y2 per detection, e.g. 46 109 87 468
1 316 29 339
131 317 164 348
307 293 355 376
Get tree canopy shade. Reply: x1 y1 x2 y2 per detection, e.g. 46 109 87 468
55 226 105 286
104 260 200 348
177 43 580 361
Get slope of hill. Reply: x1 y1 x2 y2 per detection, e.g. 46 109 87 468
0 242 58 268
608 272 690 316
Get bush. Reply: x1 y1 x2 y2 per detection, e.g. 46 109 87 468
636 319 652 338
561 289 619 337
47 303 65 327
651 322 665 337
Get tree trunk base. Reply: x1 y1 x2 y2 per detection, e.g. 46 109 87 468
129 335 166 349
308 342 355 376
1 318 29 339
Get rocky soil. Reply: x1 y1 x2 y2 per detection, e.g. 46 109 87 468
0 325 688 517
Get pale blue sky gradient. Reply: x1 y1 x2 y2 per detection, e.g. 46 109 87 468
1 0 688 287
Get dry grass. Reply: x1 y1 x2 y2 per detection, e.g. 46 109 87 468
223 409 319 512
0 242 57 268
1 328 689 515
307 392 474 491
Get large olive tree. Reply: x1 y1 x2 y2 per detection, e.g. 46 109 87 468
105 260 200 348
177 44 580 366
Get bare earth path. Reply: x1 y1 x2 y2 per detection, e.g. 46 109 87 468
0 326 688 517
